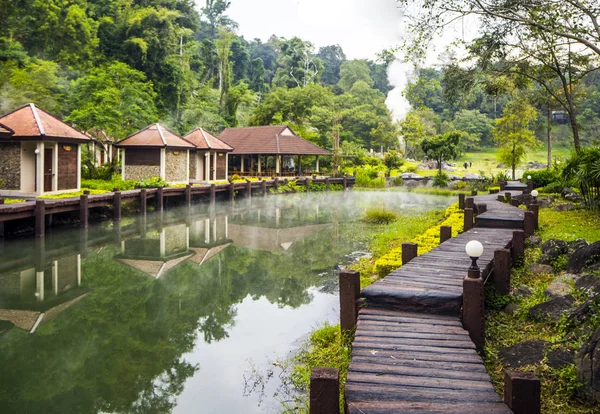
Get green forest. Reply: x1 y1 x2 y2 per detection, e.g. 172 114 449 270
0 0 396 152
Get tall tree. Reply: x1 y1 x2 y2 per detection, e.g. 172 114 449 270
421 132 462 174
338 60 374 92
201 0 236 39
316 45 346 86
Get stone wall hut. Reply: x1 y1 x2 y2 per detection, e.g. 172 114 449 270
87 129 117 166
115 124 195 184
0 103 91 196
184 128 233 181
218 125 332 176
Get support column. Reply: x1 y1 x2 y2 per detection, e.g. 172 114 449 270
463 268 485 350
210 184 216 207
80 194 89 228
212 151 217 181
310 368 340 414
205 152 210 181
494 249 511 295
440 226 452 243
140 189 147 216
52 142 58 192
315 156 320 173
504 371 541 414
36 142 45 195
339 270 360 332
185 184 192 208
276 155 281 175
156 187 164 212
77 144 82 190
241 155 245 173
35 200 45 237
257 154 262 175
160 148 166 181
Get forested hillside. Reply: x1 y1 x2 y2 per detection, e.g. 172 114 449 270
0 0 397 151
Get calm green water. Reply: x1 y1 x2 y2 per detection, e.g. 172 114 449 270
0 191 452 413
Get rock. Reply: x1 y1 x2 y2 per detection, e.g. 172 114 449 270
576 328 600 403
497 163 506 168
571 302 591 322
529 295 575 322
545 281 573 298
515 193 534 207
400 172 424 180
403 180 422 189
542 239 569 255
499 340 549 368
569 239 590 254
443 165 455 172
538 197 554 208
562 187 583 202
527 236 543 247
527 263 556 276
547 348 575 368
514 286 533 298
464 173 482 180
502 303 520 315
567 241 600 274
554 203 577 211
575 275 600 291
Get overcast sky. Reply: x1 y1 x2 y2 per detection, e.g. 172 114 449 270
206 0 405 60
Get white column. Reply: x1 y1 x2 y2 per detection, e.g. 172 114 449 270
186 150 190 183
186 226 190 250
52 261 58 296
77 254 81 286
77 144 82 190
160 148 167 181
241 156 245 173
204 152 210 181
212 151 217 181
225 153 229 179
276 155 281 174
36 142 45 195
159 229 166 259
204 218 210 244
121 149 126 181
225 215 228 238
316 156 320 173
257 154 262 174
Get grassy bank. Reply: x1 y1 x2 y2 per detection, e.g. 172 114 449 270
288 203 460 412
484 202 600 413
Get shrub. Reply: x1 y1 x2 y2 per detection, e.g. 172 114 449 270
495 170 511 183
82 177 138 191
523 168 560 188
362 208 399 224
432 172 449 187
392 176 404 186
540 181 564 194
456 180 466 189
231 174 242 181
137 177 167 188
355 169 385 188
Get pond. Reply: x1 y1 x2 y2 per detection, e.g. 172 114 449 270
0 190 453 413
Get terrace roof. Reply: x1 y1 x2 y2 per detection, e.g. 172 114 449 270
115 124 195 150
184 128 233 151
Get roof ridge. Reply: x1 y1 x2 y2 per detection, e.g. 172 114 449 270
0 122 15 134
200 128 211 149
156 123 167 146
30 103 46 136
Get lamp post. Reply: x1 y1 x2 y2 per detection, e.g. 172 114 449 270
531 189 539 203
466 240 484 278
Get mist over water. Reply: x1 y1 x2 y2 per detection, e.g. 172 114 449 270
0 191 452 413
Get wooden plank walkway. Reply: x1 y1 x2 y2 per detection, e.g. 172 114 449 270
346 191 525 413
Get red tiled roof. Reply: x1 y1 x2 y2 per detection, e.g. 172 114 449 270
218 125 331 156
115 124 195 149
0 122 14 138
184 128 233 151
0 103 90 142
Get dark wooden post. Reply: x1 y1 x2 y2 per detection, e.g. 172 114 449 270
245 180 252 199
466 197 474 209
497 194 505 202
210 184 216 206
343 176 347 190
505 192 512 204
471 190 478 196
156 187 164 212
504 371 541 414
0 197 4 204
527 181 534 192
458 193 465 209
511 199 520 207
402 242 418 265
463 267 485 350
464 208 474 231
185 184 192 208
140 189 147 216
477 203 487 214
530 202 539 230
274 177 279 192
339 270 360 332
310 368 340 414
229 181 235 202
83 190 90 195
524 211 535 236
325 177 330 191
440 226 452 243
500 181 506 191
35 199 45 238
261 179 267 196
494 249 511 295
512 230 525 262
113 191 121 221
80 194 89 228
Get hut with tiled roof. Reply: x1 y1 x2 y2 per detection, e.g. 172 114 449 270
218 125 331 176
87 129 117 166
115 124 195 184
184 128 232 181
0 103 91 196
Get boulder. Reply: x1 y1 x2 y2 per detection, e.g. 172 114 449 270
515 193 534 207
500 340 575 369
529 295 575 322
562 187 583 202
527 263 556 276
569 239 590 254
554 203 577 211
400 172 423 180
497 163 506 168
464 173 482 180
527 236 543 247
567 241 600 274
575 275 600 291
514 286 533 298
403 180 422 189
547 348 575 368
538 196 554 208
544 274 579 298
576 328 600 403
502 303 520 315
542 239 569 254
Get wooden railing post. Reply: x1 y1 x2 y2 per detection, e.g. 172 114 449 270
458 193 465 209
113 191 121 221
505 192 512 204
156 187 164 212
245 180 252 199
504 371 541 414
471 190 478 196
210 184 216 206
140 189 147 216
80 194 89 228
339 270 360 332
0 197 5 205
497 194 505 202
529 202 539 230
466 197 474 209
402 242 418 265
440 226 452 243
35 199 45 238
325 177 330 191
274 177 279 192
524 211 535 236
500 180 506 191
463 267 484 350
511 199 520 207
493 249 511 295
512 230 525 262
464 208 474 231
310 368 340 414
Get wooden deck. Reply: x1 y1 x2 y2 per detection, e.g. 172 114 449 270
346 191 524 413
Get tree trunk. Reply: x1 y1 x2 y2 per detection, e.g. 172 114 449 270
438 157 443 175
569 112 581 152
547 103 552 168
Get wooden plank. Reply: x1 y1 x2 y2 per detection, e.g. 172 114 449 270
356 320 470 335
351 350 485 366
345 383 502 404
354 329 473 342
346 371 495 391
347 400 512 414
348 362 494 382
352 336 476 350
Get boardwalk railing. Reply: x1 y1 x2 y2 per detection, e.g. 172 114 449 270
0 177 355 237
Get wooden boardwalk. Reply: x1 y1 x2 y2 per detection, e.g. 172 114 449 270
345 190 524 413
